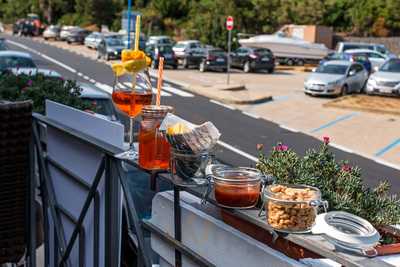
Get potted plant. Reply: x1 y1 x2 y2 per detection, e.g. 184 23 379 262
0 73 94 113
255 137 400 251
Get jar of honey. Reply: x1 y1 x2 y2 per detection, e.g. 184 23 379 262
139 105 173 170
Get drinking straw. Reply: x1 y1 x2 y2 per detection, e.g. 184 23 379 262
135 15 141 51
156 57 165 106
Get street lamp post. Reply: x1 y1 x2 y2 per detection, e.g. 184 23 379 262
127 0 132 49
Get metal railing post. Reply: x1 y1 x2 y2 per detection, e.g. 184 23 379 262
28 137 37 267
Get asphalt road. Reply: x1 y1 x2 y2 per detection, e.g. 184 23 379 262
4 34 400 193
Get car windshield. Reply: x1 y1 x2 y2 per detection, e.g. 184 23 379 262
106 37 123 46
316 64 348 75
0 56 36 70
376 46 388 55
174 43 186 48
253 48 272 56
209 50 225 57
379 60 400 73
157 46 173 53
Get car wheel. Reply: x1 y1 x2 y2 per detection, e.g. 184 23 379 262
105 54 110 61
182 58 188 68
173 64 178 70
44 37 48 41
243 61 251 73
96 52 101 60
199 62 206 72
341 84 348 96
359 81 367 93
296 59 305 66
286 58 295 66
267 68 274 74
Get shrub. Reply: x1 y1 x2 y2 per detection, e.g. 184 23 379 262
256 138 400 226
0 73 94 114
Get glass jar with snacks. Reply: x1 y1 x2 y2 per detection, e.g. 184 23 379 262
264 184 328 233
208 165 264 209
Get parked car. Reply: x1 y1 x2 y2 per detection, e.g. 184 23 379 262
78 82 118 120
198 48 227 72
0 22 4 33
43 25 61 40
0 51 62 79
230 47 275 73
366 58 400 96
173 40 202 67
336 42 395 58
0 51 37 73
84 32 103 49
0 38 8 51
66 29 91 44
304 60 368 96
146 36 173 46
122 33 147 50
145 44 178 69
344 49 390 70
97 35 125 60
320 52 372 74
12 19 35 36
59 26 79 41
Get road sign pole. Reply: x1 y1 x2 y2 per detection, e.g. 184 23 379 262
127 0 132 49
227 29 232 85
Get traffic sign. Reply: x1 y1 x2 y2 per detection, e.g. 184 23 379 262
226 16 234 31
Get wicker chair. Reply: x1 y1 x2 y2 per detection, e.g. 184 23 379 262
0 100 34 265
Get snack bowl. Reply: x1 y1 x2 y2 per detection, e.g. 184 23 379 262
170 149 211 187
264 184 327 233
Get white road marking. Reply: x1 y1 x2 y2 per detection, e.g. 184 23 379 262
329 143 354 154
152 89 172 97
242 111 260 119
123 82 172 96
77 72 83 76
217 140 258 163
83 75 90 80
89 79 96 83
6 39 77 73
162 86 194 97
279 124 299 133
94 82 113 94
209 100 236 110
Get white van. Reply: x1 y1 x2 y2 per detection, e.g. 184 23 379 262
336 42 394 57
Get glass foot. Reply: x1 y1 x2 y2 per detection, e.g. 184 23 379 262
115 150 138 161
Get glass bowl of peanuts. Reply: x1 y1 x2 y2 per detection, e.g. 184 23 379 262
263 184 328 233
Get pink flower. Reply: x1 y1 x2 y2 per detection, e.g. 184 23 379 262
275 144 288 152
323 136 330 145
341 164 352 172
256 144 264 151
27 80 33 86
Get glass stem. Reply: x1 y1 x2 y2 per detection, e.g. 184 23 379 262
129 117 134 148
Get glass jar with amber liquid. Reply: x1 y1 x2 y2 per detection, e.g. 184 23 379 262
139 105 173 170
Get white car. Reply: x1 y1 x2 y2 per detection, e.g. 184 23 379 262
43 25 60 40
366 58 400 96
304 60 368 96
173 40 201 58
344 49 391 70
146 35 173 46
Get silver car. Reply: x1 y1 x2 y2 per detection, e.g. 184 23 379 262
366 58 400 96
304 60 368 96
84 32 103 49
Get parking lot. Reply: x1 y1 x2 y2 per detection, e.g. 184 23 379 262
23 36 400 169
